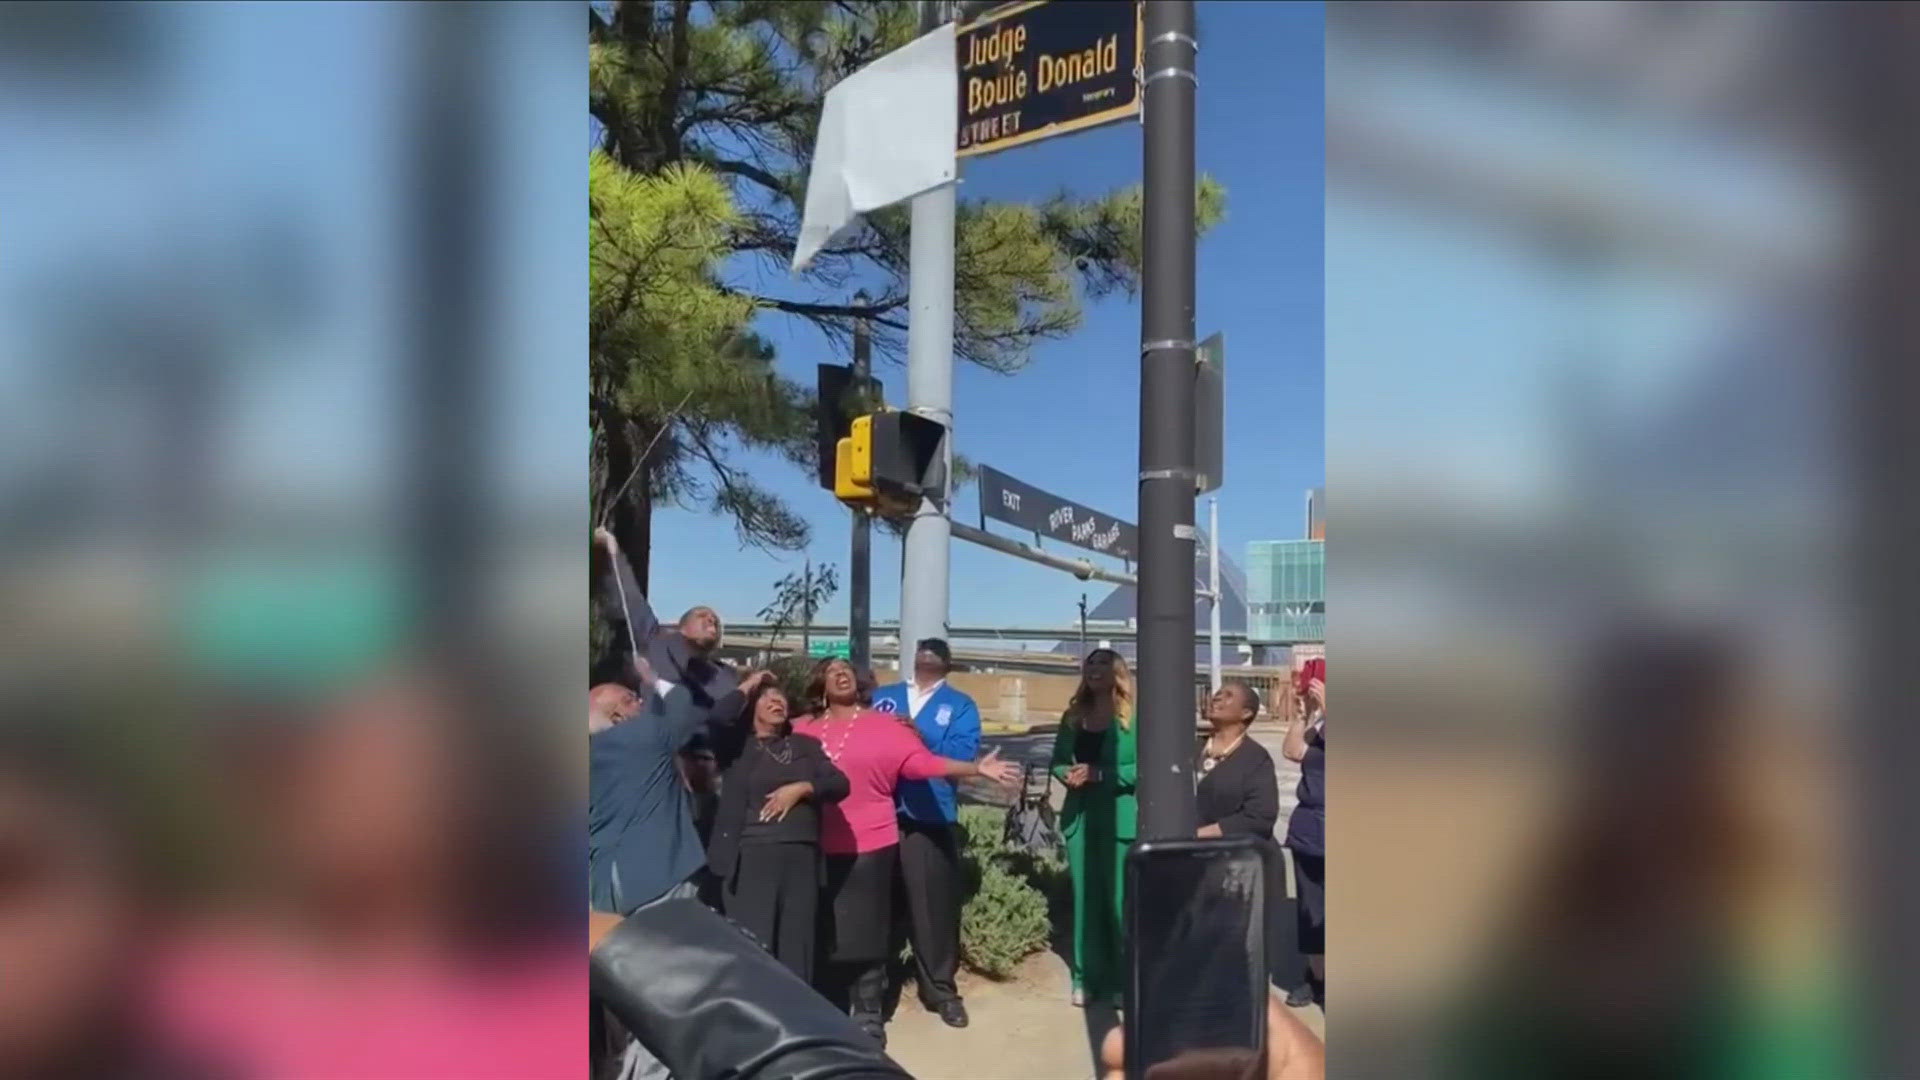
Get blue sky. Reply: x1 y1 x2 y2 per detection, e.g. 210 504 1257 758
649 1 1326 632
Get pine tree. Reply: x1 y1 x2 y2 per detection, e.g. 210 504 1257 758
589 0 1225 593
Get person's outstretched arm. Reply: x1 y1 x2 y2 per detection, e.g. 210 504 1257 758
595 526 660 650
591 901 912 1080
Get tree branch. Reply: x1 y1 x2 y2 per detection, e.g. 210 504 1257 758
753 294 909 330
701 154 794 199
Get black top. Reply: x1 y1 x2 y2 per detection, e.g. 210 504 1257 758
1073 727 1107 765
1195 734 1280 839
706 730 849 880
1286 720 1325 856
737 735 830 846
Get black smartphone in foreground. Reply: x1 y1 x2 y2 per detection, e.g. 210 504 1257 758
1124 836 1271 1080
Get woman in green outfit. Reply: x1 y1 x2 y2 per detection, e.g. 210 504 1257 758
1049 648 1137 1008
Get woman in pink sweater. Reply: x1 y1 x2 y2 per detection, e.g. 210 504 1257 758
791 657 1019 1047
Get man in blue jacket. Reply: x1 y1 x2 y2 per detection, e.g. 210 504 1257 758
873 638 979 1028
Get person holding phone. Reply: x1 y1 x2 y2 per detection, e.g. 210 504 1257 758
1282 659 1327 1010
1049 648 1139 1008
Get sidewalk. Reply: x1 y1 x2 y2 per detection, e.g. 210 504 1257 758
885 953 1103 1080
886 952 1327 1080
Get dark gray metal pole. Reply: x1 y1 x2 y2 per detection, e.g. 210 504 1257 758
850 306 873 672
1136 0 1199 841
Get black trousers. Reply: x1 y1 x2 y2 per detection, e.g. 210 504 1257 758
723 842 819 987
892 818 963 1006
821 846 898 1025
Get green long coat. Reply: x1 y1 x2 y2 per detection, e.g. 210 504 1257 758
1049 710 1137 1005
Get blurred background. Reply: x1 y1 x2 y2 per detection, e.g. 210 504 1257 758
1328 2 1883 1076
5 1 1919 1077
0 3 582 1077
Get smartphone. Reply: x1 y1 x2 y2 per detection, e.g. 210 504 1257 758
1125 836 1270 1080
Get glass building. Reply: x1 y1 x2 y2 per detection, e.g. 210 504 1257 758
1246 539 1324 643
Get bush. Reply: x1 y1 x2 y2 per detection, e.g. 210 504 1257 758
959 859 1052 977
947 805 1064 978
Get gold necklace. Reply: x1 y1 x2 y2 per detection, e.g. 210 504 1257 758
1201 730 1246 774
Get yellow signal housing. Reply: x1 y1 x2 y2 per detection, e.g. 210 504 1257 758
834 414 875 501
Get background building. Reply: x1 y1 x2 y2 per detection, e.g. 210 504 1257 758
1247 539 1324 644
1246 488 1326 646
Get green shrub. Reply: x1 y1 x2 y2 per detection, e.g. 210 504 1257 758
957 804 1006 855
944 805 1064 978
959 858 1052 977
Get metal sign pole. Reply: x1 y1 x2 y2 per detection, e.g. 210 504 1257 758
850 305 873 672
1136 0 1199 841
899 0 957 655
1210 495 1222 690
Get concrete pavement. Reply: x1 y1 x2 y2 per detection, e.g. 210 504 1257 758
887 723 1320 1079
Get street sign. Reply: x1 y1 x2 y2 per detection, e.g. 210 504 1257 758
807 637 851 659
956 0 1142 158
1194 331 1224 494
977 465 1138 561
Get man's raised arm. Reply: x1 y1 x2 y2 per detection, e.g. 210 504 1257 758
596 526 661 651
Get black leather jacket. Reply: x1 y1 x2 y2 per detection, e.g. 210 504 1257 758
591 898 911 1079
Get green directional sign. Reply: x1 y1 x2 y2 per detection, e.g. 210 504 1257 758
807 637 852 659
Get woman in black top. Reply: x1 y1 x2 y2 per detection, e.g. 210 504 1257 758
1195 682 1280 841
706 683 849 984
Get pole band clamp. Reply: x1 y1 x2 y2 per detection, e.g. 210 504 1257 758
1147 31 1198 52
1140 338 1195 356
1140 468 1197 482
1144 67 1197 87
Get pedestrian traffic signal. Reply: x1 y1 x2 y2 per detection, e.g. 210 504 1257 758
834 414 876 502
867 410 947 501
816 363 881 491
832 410 947 513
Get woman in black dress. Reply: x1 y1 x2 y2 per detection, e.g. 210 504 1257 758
705 683 849 984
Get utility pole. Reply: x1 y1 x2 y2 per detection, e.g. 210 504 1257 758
899 0 956 654
802 557 813 659
850 297 873 672
1136 0 1199 841
1079 593 1089 656
1209 495 1222 692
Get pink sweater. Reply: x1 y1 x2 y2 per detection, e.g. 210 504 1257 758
792 710 949 855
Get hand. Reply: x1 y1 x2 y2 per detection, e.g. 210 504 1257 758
1063 763 1091 789
1099 987 1326 1080
740 669 775 695
632 653 656 689
594 526 618 553
1196 823 1223 839
976 748 1020 787
759 781 812 822
1306 678 1325 714
590 910 622 953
